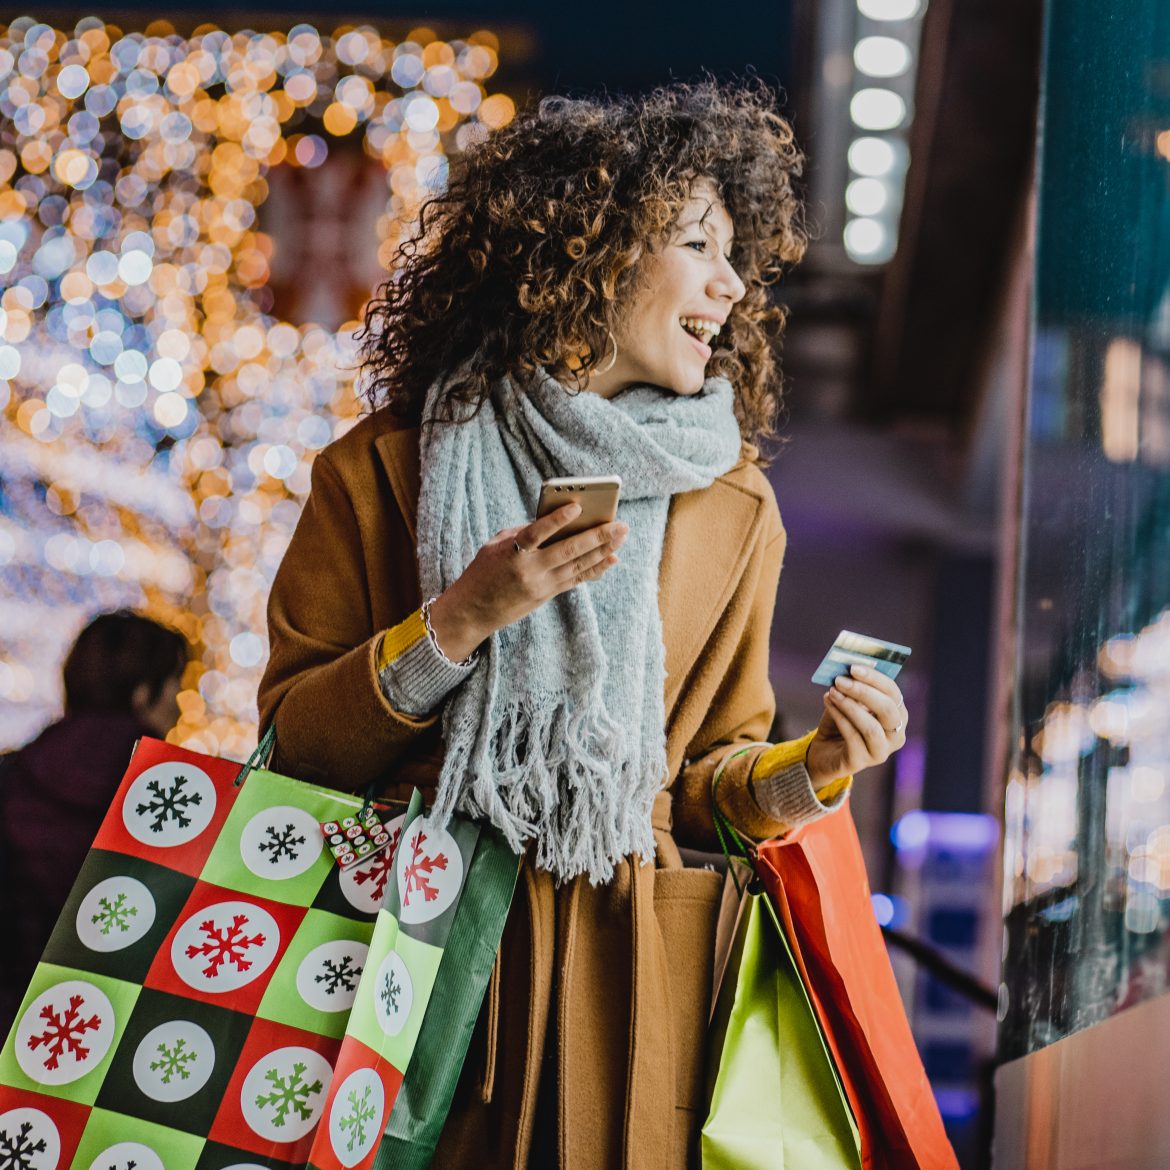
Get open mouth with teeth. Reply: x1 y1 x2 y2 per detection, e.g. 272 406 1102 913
679 316 722 351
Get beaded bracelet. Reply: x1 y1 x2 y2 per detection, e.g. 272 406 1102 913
420 595 480 669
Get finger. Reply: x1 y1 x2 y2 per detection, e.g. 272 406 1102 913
520 502 582 551
833 677 904 730
551 539 619 584
555 552 618 592
541 520 627 569
822 696 870 766
826 689 886 758
848 664 904 706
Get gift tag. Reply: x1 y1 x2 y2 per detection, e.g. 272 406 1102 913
321 808 394 870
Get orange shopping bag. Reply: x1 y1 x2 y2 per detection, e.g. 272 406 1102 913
755 802 959 1170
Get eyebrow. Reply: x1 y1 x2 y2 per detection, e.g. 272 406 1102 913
675 205 735 248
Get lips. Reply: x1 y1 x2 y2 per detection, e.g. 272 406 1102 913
682 327 712 360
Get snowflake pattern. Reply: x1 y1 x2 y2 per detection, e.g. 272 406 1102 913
254 1060 323 1128
135 772 204 834
401 829 448 908
351 835 396 901
91 891 138 935
314 953 361 996
184 912 266 978
25 992 101 1071
257 822 306 865
149 1037 197 1084
380 969 401 1013
0 1121 47 1170
337 1084 378 1151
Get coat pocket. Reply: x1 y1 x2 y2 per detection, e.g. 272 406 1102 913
653 866 723 1116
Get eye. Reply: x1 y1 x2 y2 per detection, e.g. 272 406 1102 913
685 238 709 253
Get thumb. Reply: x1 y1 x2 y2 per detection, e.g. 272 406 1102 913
815 706 838 738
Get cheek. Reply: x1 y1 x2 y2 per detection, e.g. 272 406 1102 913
618 272 687 341
612 300 659 361
649 255 690 306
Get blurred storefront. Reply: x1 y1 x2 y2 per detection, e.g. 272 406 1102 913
993 0 1170 1163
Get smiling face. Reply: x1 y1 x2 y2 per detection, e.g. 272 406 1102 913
583 179 747 399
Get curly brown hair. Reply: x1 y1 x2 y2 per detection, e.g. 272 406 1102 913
358 80 806 442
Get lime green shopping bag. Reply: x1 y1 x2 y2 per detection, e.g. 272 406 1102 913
701 879 863 1170
703 745 862 1170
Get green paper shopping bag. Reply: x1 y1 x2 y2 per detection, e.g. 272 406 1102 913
701 875 863 1170
701 746 862 1170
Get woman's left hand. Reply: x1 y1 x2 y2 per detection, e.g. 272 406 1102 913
806 664 908 787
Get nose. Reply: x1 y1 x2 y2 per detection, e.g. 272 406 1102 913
710 252 746 304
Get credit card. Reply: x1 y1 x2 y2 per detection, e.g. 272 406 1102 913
811 630 912 686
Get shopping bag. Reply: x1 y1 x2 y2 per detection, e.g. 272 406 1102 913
0 733 517 1169
755 804 959 1170
701 872 862 1170
307 790 519 1170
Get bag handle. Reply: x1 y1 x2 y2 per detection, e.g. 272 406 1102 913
234 724 277 786
233 723 381 819
711 741 771 895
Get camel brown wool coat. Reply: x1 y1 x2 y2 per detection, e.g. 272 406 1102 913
258 409 796 1170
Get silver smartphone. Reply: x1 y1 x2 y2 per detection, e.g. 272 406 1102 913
536 476 622 544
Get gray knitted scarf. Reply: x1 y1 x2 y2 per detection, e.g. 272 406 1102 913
418 369 742 883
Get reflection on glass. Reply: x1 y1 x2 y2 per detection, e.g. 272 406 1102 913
999 0 1170 1060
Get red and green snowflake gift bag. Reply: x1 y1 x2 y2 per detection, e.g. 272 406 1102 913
0 733 407 1167
0 732 521 1170
305 789 521 1170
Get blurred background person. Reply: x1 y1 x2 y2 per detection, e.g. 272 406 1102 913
0 610 188 1031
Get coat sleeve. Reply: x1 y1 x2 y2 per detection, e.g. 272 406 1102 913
669 505 798 851
257 450 436 790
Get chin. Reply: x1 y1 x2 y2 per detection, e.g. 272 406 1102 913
640 364 706 396
671 371 706 396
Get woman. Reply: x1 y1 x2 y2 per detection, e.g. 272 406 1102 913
258 82 907 1169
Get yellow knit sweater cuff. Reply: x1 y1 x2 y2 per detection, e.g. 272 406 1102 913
754 730 853 805
376 608 427 672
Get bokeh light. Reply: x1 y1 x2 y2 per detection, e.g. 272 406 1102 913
853 35 911 78
857 0 922 20
847 135 899 177
0 17 514 759
850 87 907 132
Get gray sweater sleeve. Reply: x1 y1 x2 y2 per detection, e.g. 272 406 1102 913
752 761 851 829
377 632 476 717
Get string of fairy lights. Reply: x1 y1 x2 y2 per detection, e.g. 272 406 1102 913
843 0 923 264
0 16 515 758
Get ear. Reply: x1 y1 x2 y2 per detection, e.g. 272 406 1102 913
129 680 152 718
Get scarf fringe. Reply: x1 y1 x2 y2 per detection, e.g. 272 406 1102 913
431 689 663 885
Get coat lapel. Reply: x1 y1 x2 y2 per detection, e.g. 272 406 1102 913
659 469 767 713
374 426 421 544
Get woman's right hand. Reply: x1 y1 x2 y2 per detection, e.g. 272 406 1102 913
425 503 629 661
